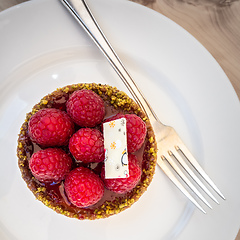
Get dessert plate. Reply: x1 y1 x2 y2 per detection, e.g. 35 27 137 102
0 0 240 239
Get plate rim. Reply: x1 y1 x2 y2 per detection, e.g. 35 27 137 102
0 0 240 240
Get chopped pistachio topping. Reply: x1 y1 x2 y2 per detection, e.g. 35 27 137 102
17 83 157 220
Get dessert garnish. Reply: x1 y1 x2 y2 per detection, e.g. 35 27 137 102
103 117 129 179
101 154 141 194
69 128 104 163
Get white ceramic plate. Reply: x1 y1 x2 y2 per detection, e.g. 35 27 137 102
0 0 239 239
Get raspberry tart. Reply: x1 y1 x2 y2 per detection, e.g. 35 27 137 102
17 83 157 220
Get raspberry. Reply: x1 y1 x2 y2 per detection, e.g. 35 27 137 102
101 154 141 194
29 148 72 183
104 113 147 152
28 108 74 147
64 167 104 208
69 128 104 163
66 89 105 127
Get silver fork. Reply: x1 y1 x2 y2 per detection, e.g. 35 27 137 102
60 0 225 213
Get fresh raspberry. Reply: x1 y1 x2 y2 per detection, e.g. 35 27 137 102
66 89 105 127
69 128 104 163
29 148 72 183
101 154 141 194
28 108 74 147
103 113 147 152
64 167 104 208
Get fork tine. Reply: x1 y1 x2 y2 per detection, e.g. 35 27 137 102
157 157 206 214
173 146 219 204
165 150 213 209
176 145 226 200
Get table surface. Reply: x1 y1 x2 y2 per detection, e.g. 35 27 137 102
0 0 239 239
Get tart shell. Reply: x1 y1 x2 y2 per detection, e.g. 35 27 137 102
17 83 157 220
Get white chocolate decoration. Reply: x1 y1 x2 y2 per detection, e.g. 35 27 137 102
103 118 129 179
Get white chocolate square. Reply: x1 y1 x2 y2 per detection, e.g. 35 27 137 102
103 117 129 179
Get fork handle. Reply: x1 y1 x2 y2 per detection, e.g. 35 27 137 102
61 0 161 124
